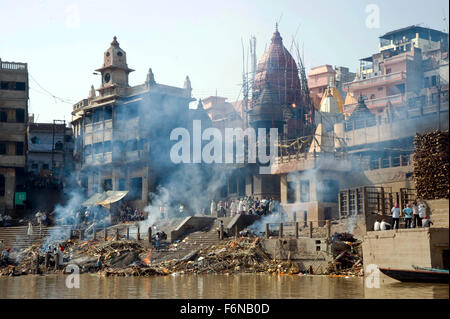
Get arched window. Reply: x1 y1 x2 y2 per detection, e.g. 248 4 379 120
0 174 5 197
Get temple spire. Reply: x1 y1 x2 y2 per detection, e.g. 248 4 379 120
146 68 156 86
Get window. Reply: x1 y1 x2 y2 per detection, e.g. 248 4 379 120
287 181 297 203
0 112 7 122
103 179 112 191
370 94 376 100
317 179 339 203
104 107 112 120
55 141 63 151
103 141 112 153
93 110 101 123
15 82 26 91
16 109 25 123
300 180 310 203
386 68 391 74
401 154 409 166
431 75 437 86
94 142 103 154
129 177 143 200
42 163 50 170
378 87 383 91
118 178 126 191
0 143 6 155
391 155 400 167
381 156 390 168
0 174 5 197
16 142 24 155
0 81 26 91
31 163 38 169
370 157 380 170
31 136 39 144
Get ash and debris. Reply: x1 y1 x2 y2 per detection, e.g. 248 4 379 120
1 231 363 278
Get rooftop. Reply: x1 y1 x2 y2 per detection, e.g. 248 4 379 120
379 25 448 39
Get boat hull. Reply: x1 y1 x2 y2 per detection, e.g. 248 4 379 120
379 267 449 284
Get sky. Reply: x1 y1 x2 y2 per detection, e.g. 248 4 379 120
1 0 448 123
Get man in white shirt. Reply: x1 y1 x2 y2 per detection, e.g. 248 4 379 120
418 202 425 227
374 220 381 231
391 204 400 229
238 199 244 214
380 219 391 230
230 200 237 216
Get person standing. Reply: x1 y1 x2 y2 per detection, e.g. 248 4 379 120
35 211 42 227
238 199 244 215
210 200 216 216
230 200 237 217
27 221 33 240
418 201 425 227
402 204 413 229
155 232 160 250
391 204 400 229
412 201 420 228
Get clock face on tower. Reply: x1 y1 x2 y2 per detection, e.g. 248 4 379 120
104 73 111 83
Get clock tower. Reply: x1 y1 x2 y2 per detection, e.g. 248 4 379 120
96 36 134 95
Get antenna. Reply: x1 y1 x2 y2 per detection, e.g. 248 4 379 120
277 13 283 26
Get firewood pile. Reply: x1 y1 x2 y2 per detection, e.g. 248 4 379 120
413 130 449 200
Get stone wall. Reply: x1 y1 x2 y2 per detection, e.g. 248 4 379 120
362 227 449 270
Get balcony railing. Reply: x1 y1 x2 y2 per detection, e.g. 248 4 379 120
343 71 406 90
344 94 404 112
0 60 27 71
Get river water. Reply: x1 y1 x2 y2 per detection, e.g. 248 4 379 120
0 274 448 299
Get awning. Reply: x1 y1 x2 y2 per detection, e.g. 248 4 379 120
81 191 128 208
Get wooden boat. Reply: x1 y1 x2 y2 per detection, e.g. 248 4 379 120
379 266 449 283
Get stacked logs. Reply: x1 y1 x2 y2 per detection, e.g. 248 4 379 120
413 130 449 199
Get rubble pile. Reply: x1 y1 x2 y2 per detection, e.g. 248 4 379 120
151 237 302 275
413 130 449 199
326 232 363 276
2 232 364 277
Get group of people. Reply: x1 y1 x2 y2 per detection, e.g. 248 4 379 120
374 200 432 231
0 213 12 227
118 205 145 222
210 196 281 218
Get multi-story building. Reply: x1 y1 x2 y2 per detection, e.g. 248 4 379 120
27 120 74 185
343 25 448 116
26 119 74 211
0 59 28 215
71 37 194 210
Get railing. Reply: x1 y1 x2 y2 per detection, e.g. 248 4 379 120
0 60 27 71
344 94 404 112
343 71 405 90
275 151 348 165
264 220 333 239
